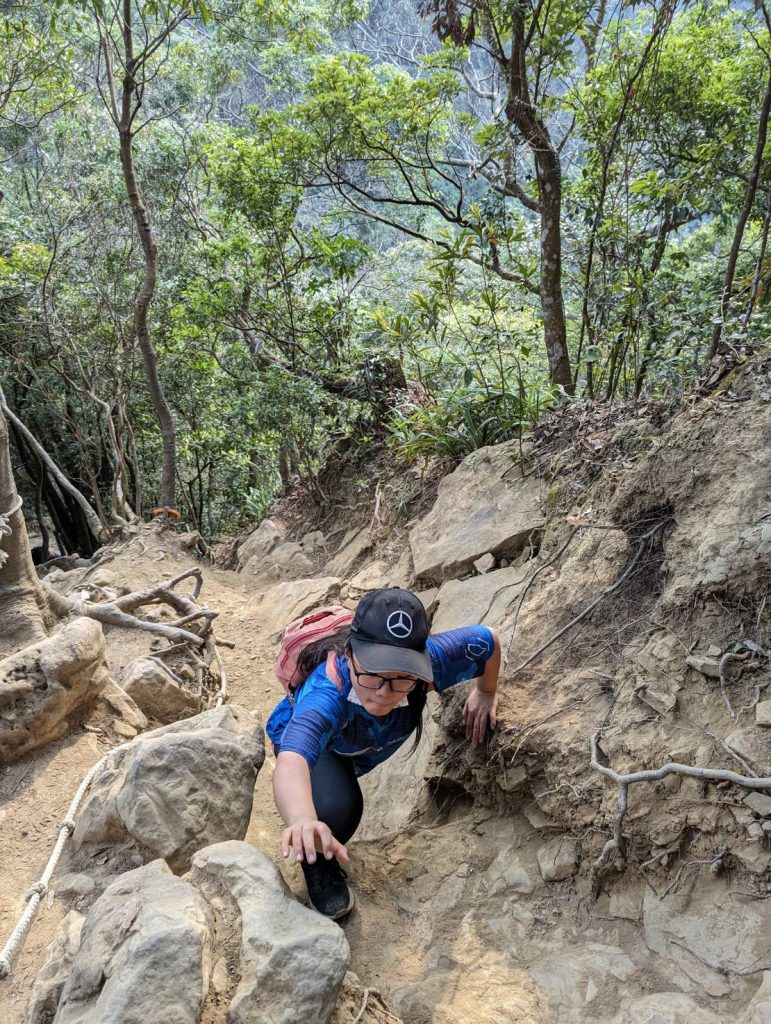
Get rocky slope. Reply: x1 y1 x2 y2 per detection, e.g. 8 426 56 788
1 357 770 1024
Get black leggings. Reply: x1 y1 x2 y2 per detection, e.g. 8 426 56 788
276 747 364 844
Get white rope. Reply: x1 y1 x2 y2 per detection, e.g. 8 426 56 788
0 494 23 569
0 632 232 979
0 748 117 979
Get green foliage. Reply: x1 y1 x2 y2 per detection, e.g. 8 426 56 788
2 0 771 542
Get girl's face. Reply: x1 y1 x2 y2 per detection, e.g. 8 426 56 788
348 654 416 716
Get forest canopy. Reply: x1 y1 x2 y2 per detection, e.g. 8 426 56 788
2 0 770 552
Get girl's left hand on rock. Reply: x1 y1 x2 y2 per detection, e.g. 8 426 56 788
462 688 498 745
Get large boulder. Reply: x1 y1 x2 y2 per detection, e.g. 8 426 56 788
24 911 84 1024
237 518 284 568
0 617 109 765
243 541 314 582
190 841 349 1024
71 705 264 872
409 443 546 583
237 576 342 641
52 861 213 1024
121 657 201 722
327 527 372 578
430 564 532 632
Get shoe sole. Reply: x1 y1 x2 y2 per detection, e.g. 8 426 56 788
307 884 355 921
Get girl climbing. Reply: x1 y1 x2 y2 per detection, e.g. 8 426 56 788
266 586 501 920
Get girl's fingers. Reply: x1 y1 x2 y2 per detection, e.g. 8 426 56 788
302 825 317 863
332 837 350 864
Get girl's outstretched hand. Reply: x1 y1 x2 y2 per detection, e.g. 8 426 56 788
462 688 498 745
282 819 350 866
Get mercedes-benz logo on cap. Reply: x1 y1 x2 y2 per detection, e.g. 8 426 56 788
386 610 413 639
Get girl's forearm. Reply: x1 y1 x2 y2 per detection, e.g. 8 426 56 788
273 750 318 825
476 627 501 693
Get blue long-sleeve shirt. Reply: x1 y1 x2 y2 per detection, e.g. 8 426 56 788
265 625 496 776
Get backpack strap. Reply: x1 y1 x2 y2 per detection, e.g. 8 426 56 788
325 650 343 693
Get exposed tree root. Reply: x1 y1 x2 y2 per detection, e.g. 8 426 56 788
589 731 771 898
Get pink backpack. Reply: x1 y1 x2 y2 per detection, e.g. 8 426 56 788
276 605 354 694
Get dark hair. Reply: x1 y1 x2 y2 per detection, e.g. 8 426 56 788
344 641 428 754
296 626 351 681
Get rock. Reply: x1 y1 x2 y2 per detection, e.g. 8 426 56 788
643 883 771 996
327 527 372 578
537 837 578 882
72 705 264 873
608 892 643 921
53 861 213 1024
112 721 137 739
613 993 722 1024
431 565 531 632
24 911 84 1024
706 645 722 657
756 701 771 727
473 553 496 574
358 712 438 841
238 576 342 642
417 588 439 615
300 530 326 554
484 847 535 895
635 680 679 716
121 658 201 722
409 443 546 582
0 618 109 765
499 764 528 792
210 957 229 996
55 873 95 898
685 655 721 679
741 971 771 1024
237 519 283 568
726 728 769 775
191 841 349 1024
253 540 314 580
745 792 771 817
348 560 391 592
99 679 148 732
733 840 771 876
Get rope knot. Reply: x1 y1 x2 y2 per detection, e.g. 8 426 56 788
0 953 11 979
60 818 76 835
25 881 46 901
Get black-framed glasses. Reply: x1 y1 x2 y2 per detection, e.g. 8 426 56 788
349 661 419 694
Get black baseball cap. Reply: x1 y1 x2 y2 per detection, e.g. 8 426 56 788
349 587 433 683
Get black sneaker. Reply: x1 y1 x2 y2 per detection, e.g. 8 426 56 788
301 856 354 920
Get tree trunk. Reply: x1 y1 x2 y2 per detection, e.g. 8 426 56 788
709 64 771 358
0 406 50 657
117 0 177 508
536 147 572 390
508 7 572 391
0 390 105 545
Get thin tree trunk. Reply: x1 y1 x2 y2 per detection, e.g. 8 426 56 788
709 65 771 358
0 406 50 657
0 389 105 544
744 186 771 329
508 7 572 391
115 0 177 508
